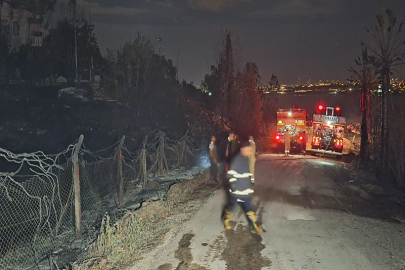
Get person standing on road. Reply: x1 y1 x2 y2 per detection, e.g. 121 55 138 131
248 135 256 181
235 134 241 145
221 141 262 234
284 127 291 156
209 135 218 182
226 132 240 171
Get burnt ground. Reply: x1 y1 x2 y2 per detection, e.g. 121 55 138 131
0 83 214 156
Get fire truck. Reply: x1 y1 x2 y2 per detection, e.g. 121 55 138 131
311 105 346 158
275 106 307 153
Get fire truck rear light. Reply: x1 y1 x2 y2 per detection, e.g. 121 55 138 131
299 136 303 140
276 135 280 140
336 106 341 111
318 105 324 110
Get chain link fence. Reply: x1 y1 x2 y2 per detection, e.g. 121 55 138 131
0 131 202 270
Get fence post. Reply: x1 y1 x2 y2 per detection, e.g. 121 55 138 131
159 132 170 174
73 134 84 239
140 136 149 187
117 135 125 208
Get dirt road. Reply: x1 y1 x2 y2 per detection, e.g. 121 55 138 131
130 154 405 270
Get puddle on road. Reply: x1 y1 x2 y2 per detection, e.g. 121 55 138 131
219 203 271 270
221 224 271 270
157 203 270 270
160 233 208 270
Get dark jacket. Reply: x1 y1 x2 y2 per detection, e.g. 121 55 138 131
227 154 254 196
227 140 240 164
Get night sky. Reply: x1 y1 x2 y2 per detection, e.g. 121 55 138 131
78 0 405 85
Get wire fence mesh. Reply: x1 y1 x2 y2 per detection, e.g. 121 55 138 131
0 131 204 270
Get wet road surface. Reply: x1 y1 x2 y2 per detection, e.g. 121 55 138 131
131 154 405 270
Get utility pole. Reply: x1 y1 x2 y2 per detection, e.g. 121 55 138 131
89 2 92 82
157 38 161 56
90 57 93 82
176 50 179 81
72 0 78 83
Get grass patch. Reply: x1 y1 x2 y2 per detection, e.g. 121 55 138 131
72 171 213 270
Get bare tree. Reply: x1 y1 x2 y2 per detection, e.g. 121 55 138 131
107 34 155 114
204 30 235 126
230 62 263 137
349 46 377 167
269 74 279 91
203 31 263 133
218 30 235 121
361 8 405 177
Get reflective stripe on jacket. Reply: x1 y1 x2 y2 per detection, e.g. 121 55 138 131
227 154 254 196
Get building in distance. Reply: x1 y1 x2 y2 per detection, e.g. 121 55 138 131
0 1 45 52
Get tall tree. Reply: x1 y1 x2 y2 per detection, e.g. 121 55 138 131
349 46 377 167
269 74 279 90
217 30 235 120
107 34 178 115
203 31 264 134
42 18 104 85
203 65 220 112
231 62 263 137
361 8 405 177
108 34 154 112
203 30 235 124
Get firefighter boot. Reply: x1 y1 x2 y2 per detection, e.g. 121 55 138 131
246 211 263 235
221 210 232 230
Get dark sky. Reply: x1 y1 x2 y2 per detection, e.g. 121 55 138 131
77 0 405 85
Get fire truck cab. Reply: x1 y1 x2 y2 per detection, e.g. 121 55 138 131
311 105 346 158
275 106 307 153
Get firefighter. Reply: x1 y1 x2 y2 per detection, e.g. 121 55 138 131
222 132 239 193
284 127 291 156
248 135 256 180
209 135 218 182
221 141 262 234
